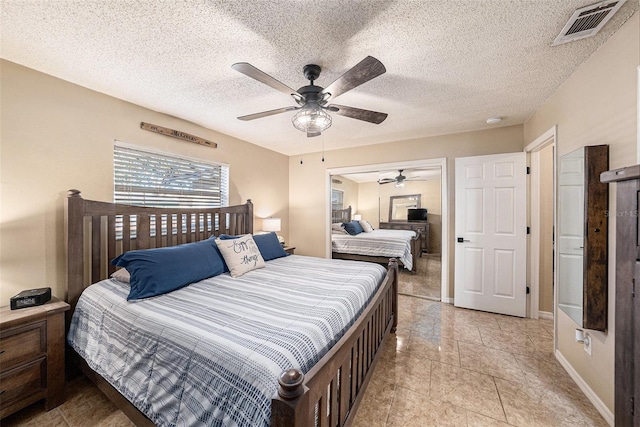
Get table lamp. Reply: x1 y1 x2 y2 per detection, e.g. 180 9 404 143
262 217 284 245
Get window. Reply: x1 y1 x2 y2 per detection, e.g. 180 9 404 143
331 189 344 211
114 142 229 237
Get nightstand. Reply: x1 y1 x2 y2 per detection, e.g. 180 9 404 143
284 246 296 255
0 297 70 419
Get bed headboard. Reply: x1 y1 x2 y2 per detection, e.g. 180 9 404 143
64 189 253 315
332 205 352 224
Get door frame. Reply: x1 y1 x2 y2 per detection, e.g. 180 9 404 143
525 125 557 320
326 157 450 302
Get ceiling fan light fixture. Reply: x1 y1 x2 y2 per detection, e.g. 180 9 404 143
292 105 332 134
394 180 405 188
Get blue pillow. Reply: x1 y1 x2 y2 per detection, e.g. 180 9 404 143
218 234 240 240
112 239 226 300
343 220 364 235
253 232 288 261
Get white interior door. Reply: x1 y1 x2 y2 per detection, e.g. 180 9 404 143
454 152 527 317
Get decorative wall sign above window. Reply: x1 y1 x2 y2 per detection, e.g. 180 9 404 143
140 122 217 148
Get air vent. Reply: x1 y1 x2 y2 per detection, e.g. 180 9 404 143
331 178 342 184
552 0 627 46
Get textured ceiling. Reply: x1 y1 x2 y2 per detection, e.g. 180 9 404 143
1 1 637 156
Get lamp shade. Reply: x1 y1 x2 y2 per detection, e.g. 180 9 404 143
353 214 362 221
262 217 281 232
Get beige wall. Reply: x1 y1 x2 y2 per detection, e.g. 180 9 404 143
0 60 289 304
289 125 524 298
421 177 442 254
539 144 554 314
356 182 380 227
524 11 639 415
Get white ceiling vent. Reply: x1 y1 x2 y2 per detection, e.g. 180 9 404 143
552 0 627 46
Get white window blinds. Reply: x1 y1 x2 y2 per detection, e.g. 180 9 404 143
331 189 344 210
114 142 229 208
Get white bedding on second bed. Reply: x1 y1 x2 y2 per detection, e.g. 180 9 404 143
331 228 416 270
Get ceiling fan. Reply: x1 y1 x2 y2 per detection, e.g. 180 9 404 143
378 169 425 187
231 56 388 137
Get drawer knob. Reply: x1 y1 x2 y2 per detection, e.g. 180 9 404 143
0 390 5 395
0 350 5 355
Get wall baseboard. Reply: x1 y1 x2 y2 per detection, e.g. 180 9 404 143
555 350 614 426
441 297 454 304
538 310 554 320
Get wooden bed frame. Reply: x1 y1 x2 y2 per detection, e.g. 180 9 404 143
65 190 398 427
331 206 420 273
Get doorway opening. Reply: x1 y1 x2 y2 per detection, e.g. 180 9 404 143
526 125 557 320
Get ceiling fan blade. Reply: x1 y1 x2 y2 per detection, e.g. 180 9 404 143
321 56 386 100
237 106 299 121
329 104 388 124
232 62 299 98
378 179 394 184
307 131 321 138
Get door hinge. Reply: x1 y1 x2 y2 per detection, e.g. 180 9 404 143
526 286 530 294
631 396 634 415
526 166 531 175
527 226 531 234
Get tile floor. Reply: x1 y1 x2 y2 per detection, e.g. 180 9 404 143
352 295 608 427
398 254 442 300
3 295 607 427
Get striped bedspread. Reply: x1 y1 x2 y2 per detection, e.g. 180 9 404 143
331 229 416 270
68 255 386 427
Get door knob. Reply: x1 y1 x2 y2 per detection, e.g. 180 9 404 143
457 237 470 243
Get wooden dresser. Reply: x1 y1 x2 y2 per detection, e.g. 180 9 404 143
379 221 429 254
601 164 640 426
0 297 70 419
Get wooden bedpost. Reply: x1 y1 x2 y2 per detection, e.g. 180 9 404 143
65 190 84 329
389 258 399 333
271 369 309 427
246 199 254 234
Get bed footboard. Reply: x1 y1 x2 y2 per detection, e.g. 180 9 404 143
271 259 399 427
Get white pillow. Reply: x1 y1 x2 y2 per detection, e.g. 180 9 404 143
111 267 130 283
332 228 349 235
331 223 344 231
215 234 266 277
360 220 374 232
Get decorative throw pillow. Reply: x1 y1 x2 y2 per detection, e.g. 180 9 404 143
253 232 288 261
342 220 364 235
111 239 227 300
215 234 266 277
110 268 130 283
359 220 374 232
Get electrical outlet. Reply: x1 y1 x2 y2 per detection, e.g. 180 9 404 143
584 333 592 356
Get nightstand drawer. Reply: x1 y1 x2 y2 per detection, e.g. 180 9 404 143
0 322 46 371
0 358 46 409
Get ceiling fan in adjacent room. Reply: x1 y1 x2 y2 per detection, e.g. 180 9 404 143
232 56 388 137
378 170 426 187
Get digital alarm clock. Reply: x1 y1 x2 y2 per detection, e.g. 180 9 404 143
10 287 52 310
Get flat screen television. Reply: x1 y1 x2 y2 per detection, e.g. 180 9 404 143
408 208 428 221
